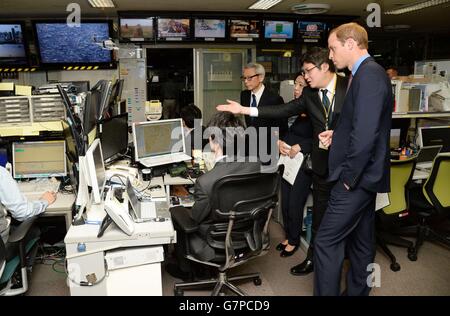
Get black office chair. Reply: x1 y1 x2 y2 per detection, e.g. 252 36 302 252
0 216 40 296
171 166 282 296
408 153 450 257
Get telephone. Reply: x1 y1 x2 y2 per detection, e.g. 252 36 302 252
100 190 135 236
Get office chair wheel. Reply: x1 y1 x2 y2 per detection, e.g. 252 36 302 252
407 248 417 261
174 288 184 296
390 262 401 272
253 277 262 286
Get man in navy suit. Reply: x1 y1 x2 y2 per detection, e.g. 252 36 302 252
315 22 392 296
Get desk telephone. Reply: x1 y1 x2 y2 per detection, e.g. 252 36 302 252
98 189 135 237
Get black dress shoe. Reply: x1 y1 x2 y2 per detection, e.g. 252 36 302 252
290 258 314 276
280 245 299 257
275 243 287 251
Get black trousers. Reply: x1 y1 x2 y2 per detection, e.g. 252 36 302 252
306 173 335 258
313 181 376 296
280 169 312 246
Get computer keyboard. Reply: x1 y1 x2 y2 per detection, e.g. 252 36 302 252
18 178 61 195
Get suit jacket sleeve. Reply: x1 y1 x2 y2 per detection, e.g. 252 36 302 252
275 96 288 138
341 71 389 189
258 96 307 119
190 179 210 224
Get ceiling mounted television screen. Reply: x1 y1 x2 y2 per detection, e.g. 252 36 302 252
264 21 294 40
229 20 260 40
120 18 154 41
157 18 190 39
0 23 28 66
194 19 225 39
34 21 114 67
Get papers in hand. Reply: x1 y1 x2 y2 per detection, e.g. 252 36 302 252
277 152 304 185
375 193 390 211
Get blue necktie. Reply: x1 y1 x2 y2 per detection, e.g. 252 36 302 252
251 94 257 108
321 89 332 125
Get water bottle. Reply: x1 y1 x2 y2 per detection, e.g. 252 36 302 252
304 207 313 244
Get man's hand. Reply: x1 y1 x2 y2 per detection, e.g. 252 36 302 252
40 191 57 205
278 140 291 156
289 144 301 159
318 130 334 148
216 100 250 115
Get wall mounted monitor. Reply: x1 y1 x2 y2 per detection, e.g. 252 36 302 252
120 18 154 41
194 19 226 40
264 20 294 41
0 23 28 66
157 18 190 40
34 21 114 68
229 20 260 41
298 22 327 43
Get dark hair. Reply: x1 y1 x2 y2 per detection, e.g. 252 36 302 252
180 103 202 128
205 112 244 155
301 46 335 73
386 66 398 72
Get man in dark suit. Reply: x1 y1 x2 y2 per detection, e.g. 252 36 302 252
315 22 392 296
217 47 348 276
240 63 287 162
167 112 260 280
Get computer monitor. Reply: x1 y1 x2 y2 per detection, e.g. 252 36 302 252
390 128 401 149
105 79 124 116
12 140 67 179
417 126 450 152
85 138 106 204
62 119 78 163
132 118 190 167
99 113 129 163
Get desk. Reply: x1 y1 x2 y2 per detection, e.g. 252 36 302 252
23 192 75 231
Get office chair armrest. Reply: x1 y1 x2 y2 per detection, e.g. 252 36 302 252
170 207 198 234
8 216 38 243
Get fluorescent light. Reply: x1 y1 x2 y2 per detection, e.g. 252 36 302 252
249 0 283 10
385 0 449 15
88 0 115 8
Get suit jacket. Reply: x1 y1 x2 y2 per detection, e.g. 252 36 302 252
282 113 313 154
257 75 348 177
241 89 288 158
327 57 392 193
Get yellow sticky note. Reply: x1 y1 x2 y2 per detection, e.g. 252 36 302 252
0 82 14 91
15 85 32 96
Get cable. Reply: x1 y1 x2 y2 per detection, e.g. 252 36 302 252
65 257 109 287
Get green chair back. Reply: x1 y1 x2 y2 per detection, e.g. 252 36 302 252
383 158 416 215
423 153 450 211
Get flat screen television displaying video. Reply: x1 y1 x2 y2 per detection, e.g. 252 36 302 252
229 20 260 39
194 19 226 38
264 20 294 39
157 18 190 39
0 23 27 66
120 18 154 40
34 22 113 66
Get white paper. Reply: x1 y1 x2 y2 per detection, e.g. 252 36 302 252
277 152 304 185
375 193 390 211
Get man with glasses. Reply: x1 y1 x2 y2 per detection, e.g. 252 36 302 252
240 63 287 161
218 48 349 276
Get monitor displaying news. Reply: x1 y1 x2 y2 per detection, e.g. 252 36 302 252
229 20 260 39
120 18 154 40
157 18 190 38
194 19 226 38
0 23 27 65
264 21 294 39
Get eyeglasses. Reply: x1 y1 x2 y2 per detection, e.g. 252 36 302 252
241 74 260 81
303 66 318 75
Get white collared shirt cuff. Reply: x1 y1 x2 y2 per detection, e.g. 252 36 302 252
249 107 259 117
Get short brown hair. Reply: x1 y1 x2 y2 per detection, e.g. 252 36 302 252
330 22 368 50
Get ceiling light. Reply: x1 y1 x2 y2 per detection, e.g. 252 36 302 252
291 3 331 14
384 0 449 15
88 0 115 8
248 0 283 10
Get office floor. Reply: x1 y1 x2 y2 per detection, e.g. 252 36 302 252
26 220 450 296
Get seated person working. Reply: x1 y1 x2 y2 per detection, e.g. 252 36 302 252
166 112 261 280
0 166 57 244
180 103 208 152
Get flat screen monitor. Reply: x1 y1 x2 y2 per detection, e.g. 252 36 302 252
194 19 226 39
157 18 190 39
132 118 190 167
99 113 129 163
418 125 450 152
120 18 154 41
0 23 28 66
34 21 113 67
229 20 260 39
12 140 67 179
264 21 294 39
390 128 401 149
62 119 79 163
85 138 106 204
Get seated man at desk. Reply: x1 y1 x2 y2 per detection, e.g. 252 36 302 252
166 112 261 280
0 166 57 243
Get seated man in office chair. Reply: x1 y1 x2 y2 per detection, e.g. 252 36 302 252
0 166 57 244
166 112 261 280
